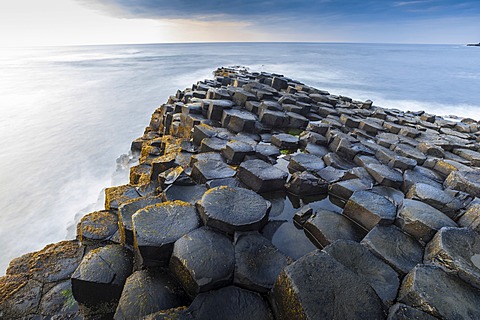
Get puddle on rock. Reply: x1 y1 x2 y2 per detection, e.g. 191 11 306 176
261 191 343 260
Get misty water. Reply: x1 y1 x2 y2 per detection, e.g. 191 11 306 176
1 42 479 273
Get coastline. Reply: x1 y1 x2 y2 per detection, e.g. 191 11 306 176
2 66 480 319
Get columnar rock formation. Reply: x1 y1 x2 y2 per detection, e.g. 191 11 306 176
2 66 480 319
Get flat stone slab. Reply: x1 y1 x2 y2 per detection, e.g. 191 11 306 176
396 199 456 244
361 225 423 275
387 303 438 320
271 133 299 150
304 210 367 248
365 163 403 188
196 186 270 234
237 159 288 193
328 179 371 201
287 153 325 173
324 240 400 306
234 232 291 293
271 250 385 320
445 170 480 197
406 183 463 220
39 280 80 318
170 227 235 297
71 244 133 311
163 184 208 204
132 201 200 267
459 200 480 232
425 227 480 290
222 140 254 165
343 191 397 231
285 171 328 196
186 286 274 320
191 159 236 184
398 265 480 319
114 269 187 320
77 210 119 245
105 184 141 210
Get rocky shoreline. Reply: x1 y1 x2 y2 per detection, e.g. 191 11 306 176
2 66 480 319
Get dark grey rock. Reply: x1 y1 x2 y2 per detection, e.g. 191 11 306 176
398 265 480 319
434 159 472 176
255 143 280 162
163 184 208 204
189 151 223 166
170 227 234 297
222 140 254 165
394 144 427 165
406 183 463 220
39 280 79 317
207 99 234 121
259 109 288 128
0 277 42 319
105 184 141 210
272 77 289 91
287 153 325 173
316 166 347 183
417 142 445 158
114 269 187 320
271 250 385 320
453 148 480 166
343 191 397 231
186 286 273 320
285 171 328 196
365 163 404 188
459 201 480 232
304 143 329 157
425 227 480 290
226 109 258 133
71 245 133 312
361 225 423 275
271 133 299 150
200 137 229 153
132 201 200 267
287 112 309 129
324 240 399 306
307 121 330 135
304 210 367 248
77 210 119 246
232 89 257 107
329 179 371 201
234 232 291 293
196 186 270 234
190 160 236 184
445 170 480 197
402 169 443 193
371 186 405 207
237 159 288 193
396 199 456 244
387 303 438 320
323 152 356 170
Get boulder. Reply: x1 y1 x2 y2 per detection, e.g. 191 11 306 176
170 227 235 297
406 183 463 220
225 109 258 133
424 227 480 290
222 140 255 165
324 240 399 306
285 171 328 196
271 250 385 320
287 153 325 173
186 286 273 320
343 191 397 231
398 265 480 319
444 170 480 197
361 225 423 275
71 245 133 314
132 201 200 267
304 210 367 248
402 169 443 193
271 133 299 150
259 109 288 128
237 159 288 193
200 137 229 153
207 99 234 121
196 186 270 234
365 163 403 188
191 159 236 184
234 232 291 293
396 199 456 244
77 210 119 246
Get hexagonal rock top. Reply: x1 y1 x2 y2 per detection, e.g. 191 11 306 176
237 159 288 193
271 250 385 320
132 201 200 267
196 186 270 234
425 227 480 290
169 227 235 297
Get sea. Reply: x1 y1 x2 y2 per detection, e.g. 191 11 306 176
0 42 479 274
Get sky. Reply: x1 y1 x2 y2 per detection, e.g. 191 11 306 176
0 0 478 46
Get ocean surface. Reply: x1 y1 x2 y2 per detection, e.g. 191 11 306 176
0 42 479 274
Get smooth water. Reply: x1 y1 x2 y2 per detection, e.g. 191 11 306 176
0 42 479 273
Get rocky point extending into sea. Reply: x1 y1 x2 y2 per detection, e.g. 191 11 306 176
2 66 480 319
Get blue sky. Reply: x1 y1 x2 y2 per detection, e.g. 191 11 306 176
0 0 479 46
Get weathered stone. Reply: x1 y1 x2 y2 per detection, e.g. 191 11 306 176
30 240 84 283
105 184 141 210
396 199 456 244
222 140 254 165
0 276 42 319
434 159 472 176
387 303 438 320
186 286 273 320
459 200 480 232
359 119 384 135
189 151 223 166
77 210 119 245
196 186 270 234
417 142 445 158
304 210 367 248
39 280 80 317
207 99 234 121
255 143 280 162
271 133 299 150
237 159 288 193
225 109 258 133
307 121 330 135
191 159 236 184
425 227 480 290
287 153 325 173
285 171 328 196
324 240 399 306
232 89 257 107
365 163 404 188
361 225 423 275
394 144 427 165
398 265 480 319
286 112 309 129
234 232 290 293
271 250 385 320
323 152 355 170
132 201 200 267
316 165 346 183
402 169 443 193
259 109 288 127
344 191 397 231
271 76 289 91
163 184 208 205
453 148 480 166
170 227 234 297
328 179 371 201
199 136 229 153
445 170 480 197
371 186 405 207
406 183 463 219
71 245 133 313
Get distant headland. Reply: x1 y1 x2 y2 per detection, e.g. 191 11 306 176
467 42 480 47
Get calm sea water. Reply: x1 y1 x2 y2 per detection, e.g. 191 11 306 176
0 42 479 273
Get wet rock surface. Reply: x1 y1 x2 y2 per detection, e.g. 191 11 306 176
3 66 480 319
